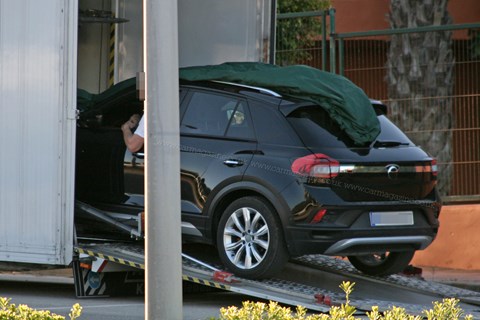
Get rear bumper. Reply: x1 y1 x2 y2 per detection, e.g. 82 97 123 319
286 222 438 256
323 235 433 255
279 181 441 256
283 194 440 257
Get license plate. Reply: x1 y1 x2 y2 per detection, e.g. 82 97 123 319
370 211 414 227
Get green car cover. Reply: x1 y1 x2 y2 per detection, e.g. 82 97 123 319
180 62 380 145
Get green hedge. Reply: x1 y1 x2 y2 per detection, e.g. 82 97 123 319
213 282 473 320
0 297 82 320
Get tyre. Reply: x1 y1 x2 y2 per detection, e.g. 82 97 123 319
216 196 288 279
347 251 415 276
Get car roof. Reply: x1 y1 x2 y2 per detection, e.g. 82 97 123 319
180 80 387 115
179 79 288 105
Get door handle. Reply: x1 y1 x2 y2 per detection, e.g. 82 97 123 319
133 152 145 159
223 159 244 167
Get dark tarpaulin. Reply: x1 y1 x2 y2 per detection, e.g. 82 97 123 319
77 77 137 117
179 62 380 145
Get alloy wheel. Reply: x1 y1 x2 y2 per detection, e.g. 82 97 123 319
222 207 270 269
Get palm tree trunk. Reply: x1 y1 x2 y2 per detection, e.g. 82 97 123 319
386 0 454 197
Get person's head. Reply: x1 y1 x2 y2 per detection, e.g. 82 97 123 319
233 111 244 125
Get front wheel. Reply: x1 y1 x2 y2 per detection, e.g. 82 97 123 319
216 196 288 279
347 251 415 276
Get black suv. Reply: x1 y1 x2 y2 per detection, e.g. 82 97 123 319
76 72 440 279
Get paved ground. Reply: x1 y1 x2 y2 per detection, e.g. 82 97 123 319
420 266 480 292
0 275 252 320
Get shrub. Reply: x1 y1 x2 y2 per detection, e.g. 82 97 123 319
0 297 82 320
215 281 473 320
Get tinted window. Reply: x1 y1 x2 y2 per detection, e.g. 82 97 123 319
181 91 254 139
224 102 255 140
287 106 412 148
250 101 297 146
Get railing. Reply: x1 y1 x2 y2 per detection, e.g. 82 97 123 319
275 9 333 70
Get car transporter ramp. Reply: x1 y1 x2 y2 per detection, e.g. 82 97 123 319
73 241 480 317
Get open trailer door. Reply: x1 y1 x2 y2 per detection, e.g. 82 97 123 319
0 0 78 266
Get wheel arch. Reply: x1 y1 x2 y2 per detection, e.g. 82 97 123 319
205 181 293 253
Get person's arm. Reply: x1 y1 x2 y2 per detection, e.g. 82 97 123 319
121 114 144 153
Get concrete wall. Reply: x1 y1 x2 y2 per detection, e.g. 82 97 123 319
332 0 480 34
412 205 480 270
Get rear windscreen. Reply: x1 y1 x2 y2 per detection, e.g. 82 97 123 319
287 106 412 148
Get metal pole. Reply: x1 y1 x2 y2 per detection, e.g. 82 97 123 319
321 10 327 71
338 38 344 76
329 7 336 74
144 0 182 319
269 0 277 64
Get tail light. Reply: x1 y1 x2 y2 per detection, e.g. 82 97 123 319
310 209 327 224
291 153 340 179
416 159 438 177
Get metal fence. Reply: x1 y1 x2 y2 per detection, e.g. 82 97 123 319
275 10 331 70
275 12 480 202
335 24 480 202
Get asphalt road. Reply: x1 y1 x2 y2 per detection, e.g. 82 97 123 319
0 279 256 320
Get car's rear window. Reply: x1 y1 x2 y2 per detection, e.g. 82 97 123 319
287 106 412 148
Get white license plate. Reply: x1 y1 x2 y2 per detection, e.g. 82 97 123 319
370 211 414 227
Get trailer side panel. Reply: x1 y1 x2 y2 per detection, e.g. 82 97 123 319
0 0 77 265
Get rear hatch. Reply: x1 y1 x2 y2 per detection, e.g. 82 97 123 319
286 104 437 202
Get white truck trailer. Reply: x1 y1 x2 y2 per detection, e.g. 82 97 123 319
0 0 271 268
0 0 78 266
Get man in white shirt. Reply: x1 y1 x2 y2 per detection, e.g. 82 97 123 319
121 114 144 152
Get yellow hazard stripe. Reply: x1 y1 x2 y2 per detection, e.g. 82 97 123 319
182 275 230 291
108 16 115 87
76 248 145 269
76 248 230 290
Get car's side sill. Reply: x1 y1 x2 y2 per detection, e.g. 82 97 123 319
182 222 203 237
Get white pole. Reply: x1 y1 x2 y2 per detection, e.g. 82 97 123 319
143 0 182 319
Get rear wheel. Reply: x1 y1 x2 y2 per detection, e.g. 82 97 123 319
216 196 288 279
347 251 415 276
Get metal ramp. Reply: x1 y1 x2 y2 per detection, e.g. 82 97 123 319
73 242 480 317
74 242 334 313
293 255 480 300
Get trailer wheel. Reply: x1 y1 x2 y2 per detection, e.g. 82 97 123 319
216 196 288 279
347 251 415 276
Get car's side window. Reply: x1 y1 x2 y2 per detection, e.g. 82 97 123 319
249 101 297 146
181 91 231 136
181 91 254 140
224 101 255 140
